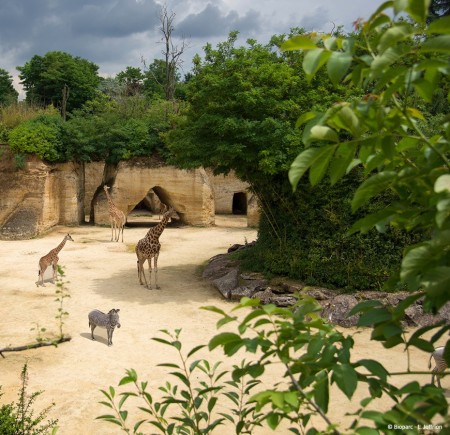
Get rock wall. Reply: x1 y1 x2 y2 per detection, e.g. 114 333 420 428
209 170 260 227
93 160 215 226
0 150 259 239
0 148 83 240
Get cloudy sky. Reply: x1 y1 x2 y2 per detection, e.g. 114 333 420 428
0 0 386 96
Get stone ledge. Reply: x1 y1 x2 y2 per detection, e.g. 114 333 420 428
203 251 450 328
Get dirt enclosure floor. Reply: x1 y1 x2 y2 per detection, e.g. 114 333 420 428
0 216 447 434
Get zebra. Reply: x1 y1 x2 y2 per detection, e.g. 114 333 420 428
428 346 447 388
88 308 121 346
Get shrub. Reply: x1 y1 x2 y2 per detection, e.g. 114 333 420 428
8 114 63 162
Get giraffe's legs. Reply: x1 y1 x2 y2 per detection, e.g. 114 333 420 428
137 258 149 288
38 265 47 287
52 260 59 283
146 259 153 290
154 254 160 289
110 218 115 241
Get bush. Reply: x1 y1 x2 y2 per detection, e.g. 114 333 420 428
0 363 58 435
8 113 63 162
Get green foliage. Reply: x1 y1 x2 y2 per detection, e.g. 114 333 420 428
0 364 58 435
99 298 450 434
167 30 416 290
55 266 70 340
8 110 63 162
62 95 179 163
97 329 262 434
237 173 422 290
0 68 18 106
283 0 450 311
17 51 100 113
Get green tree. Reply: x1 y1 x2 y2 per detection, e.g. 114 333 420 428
0 69 18 106
8 109 63 162
285 0 450 312
116 66 144 96
167 31 415 290
17 51 100 114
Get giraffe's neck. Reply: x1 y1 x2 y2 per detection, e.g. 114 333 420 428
105 190 115 210
54 237 68 254
146 214 170 240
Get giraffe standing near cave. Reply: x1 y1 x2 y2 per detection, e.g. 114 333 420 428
135 206 179 289
37 233 74 287
104 185 126 242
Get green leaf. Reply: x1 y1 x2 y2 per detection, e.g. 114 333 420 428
348 300 384 317
208 332 242 351
377 24 411 53
308 125 339 144
332 363 358 399
405 0 431 23
327 52 352 85
357 307 392 327
348 208 395 235
309 145 336 185
295 111 318 128
371 46 404 74
289 146 337 190
356 359 389 381
428 16 450 34
422 35 450 53
187 344 206 358
314 371 329 412
303 48 332 81
434 174 450 193
329 142 356 185
351 171 397 212
281 35 317 51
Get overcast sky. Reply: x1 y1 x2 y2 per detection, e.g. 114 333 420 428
0 0 385 96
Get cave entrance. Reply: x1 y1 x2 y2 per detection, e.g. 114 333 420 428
127 186 181 227
232 192 247 215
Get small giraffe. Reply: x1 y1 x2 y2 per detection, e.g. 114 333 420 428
136 206 179 289
158 203 167 220
104 185 126 242
37 233 74 287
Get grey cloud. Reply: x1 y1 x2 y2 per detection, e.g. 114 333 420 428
70 0 160 37
177 4 261 38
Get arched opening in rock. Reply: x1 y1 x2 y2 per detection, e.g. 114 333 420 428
232 192 247 215
127 186 183 227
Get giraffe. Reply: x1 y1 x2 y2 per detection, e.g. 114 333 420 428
37 233 74 287
103 185 126 242
135 206 179 289
158 202 167 220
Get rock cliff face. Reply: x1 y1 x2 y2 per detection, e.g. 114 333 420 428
0 151 259 239
0 148 83 240
93 160 215 226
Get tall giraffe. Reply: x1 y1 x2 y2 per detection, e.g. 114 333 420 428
37 233 74 287
103 185 126 242
135 206 179 289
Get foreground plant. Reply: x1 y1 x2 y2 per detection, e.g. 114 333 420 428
0 266 71 358
98 297 449 434
0 363 58 435
97 329 262 434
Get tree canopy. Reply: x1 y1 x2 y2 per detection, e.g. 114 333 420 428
0 69 18 106
17 51 100 113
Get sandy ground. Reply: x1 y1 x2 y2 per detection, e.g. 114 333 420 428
0 215 447 435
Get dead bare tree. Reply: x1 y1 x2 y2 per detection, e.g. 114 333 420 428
158 3 188 101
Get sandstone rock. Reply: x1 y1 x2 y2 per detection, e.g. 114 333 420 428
213 268 239 299
202 254 237 280
322 294 360 327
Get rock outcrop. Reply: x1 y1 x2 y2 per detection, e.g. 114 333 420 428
202 248 450 328
0 149 83 240
0 149 260 239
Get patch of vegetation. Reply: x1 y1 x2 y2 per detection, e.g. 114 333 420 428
0 363 58 435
